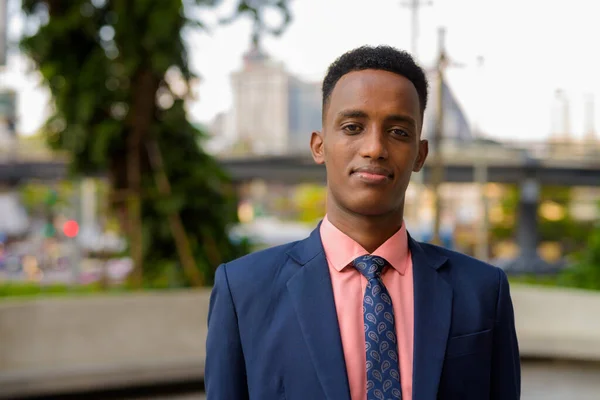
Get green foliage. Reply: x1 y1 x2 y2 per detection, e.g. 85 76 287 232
508 274 560 288
490 184 518 241
558 209 600 290
293 184 327 224
490 185 595 253
0 282 103 299
19 182 73 214
0 280 210 299
509 201 600 291
20 0 290 285
537 187 593 247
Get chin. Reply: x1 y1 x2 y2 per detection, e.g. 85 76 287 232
345 199 398 217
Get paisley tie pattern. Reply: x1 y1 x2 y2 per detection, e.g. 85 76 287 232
353 255 402 400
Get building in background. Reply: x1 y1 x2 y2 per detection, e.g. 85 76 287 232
0 88 16 150
212 40 321 155
0 0 7 67
230 43 289 154
287 76 321 154
584 93 597 142
422 75 473 143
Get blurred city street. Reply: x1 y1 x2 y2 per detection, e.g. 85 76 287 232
1 0 600 398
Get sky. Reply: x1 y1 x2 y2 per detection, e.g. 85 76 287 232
3 0 600 141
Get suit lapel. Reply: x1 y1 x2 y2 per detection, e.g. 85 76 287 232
409 236 452 400
286 226 351 400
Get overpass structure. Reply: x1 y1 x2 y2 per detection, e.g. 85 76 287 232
0 144 68 184
219 146 600 187
2 140 598 186
0 160 68 183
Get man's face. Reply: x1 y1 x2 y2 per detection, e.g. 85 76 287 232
311 69 428 217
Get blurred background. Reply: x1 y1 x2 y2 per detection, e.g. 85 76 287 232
0 0 599 398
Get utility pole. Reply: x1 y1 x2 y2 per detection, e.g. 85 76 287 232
401 0 431 230
430 27 447 246
401 0 432 60
474 56 490 261
0 0 7 67
474 154 490 261
584 93 596 142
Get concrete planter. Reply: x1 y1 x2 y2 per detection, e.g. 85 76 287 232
511 284 600 361
0 290 210 398
0 285 599 398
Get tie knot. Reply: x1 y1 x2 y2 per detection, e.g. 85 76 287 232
352 255 388 279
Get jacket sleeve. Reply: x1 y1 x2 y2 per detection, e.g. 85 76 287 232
205 264 249 400
491 268 521 399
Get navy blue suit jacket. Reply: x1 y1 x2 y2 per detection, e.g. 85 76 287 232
206 225 521 399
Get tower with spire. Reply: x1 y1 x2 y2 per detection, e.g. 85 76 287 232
584 93 597 143
229 38 321 155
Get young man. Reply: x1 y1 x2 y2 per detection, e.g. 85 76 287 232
206 46 521 400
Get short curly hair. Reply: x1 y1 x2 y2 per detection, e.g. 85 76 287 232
322 45 428 117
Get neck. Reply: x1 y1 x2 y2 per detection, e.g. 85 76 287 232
326 197 405 254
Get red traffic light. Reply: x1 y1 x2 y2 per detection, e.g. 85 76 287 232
63 220 79 238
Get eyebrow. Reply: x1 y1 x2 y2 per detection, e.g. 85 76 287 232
337 110 368 119
385 114 417 129
337 109 417 129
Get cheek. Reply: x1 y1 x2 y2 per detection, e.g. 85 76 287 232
401 156 417 172
397 146 419 167
325 138 354 167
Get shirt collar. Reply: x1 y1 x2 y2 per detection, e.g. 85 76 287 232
319 214 410 275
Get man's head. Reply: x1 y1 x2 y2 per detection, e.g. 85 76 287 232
311 46 429 219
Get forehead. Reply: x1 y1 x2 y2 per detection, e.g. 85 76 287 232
326 69 421 124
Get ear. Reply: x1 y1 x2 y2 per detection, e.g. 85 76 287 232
310 131 325 165
413 139 429 172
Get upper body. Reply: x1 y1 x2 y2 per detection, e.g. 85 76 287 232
205 221 520 400
205 45 521 400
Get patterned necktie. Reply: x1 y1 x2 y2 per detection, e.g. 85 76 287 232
353 255 402 400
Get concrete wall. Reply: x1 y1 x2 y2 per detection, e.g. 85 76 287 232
511 284 600 361
0 285 599 398
0 290 210 399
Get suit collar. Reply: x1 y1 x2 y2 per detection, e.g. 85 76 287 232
407 233 448 270
286 224 351 400
286 221 324 266
409 236 453 399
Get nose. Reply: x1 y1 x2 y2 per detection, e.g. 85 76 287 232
358 126 388 160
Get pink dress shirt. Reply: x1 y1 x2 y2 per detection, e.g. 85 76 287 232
320 215 414 400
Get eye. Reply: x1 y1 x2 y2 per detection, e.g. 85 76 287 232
343 124 362 134
390 128 409 137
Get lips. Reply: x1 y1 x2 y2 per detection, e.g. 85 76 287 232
351 165 393 184
352 165 393 178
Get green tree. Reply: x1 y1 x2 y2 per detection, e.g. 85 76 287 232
293 184 327 224
20 0 291 286
490 185 594 254
559 203 600 290
490 184 519 241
